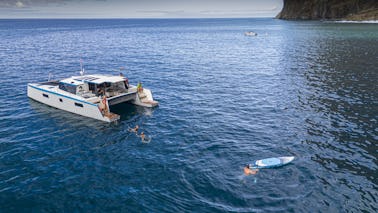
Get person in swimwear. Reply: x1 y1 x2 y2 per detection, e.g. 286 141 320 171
130 125 139 133
137 82 143 93
140 132 146 141
244 164 259 175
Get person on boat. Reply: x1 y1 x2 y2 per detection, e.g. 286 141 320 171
98 95 105 115
124 78 129 90
97 87 104 96
244 164 259 175
100 95 108 115
137 82 143 93
130 125 139 133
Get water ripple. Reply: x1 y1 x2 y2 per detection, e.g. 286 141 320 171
0 19 377 212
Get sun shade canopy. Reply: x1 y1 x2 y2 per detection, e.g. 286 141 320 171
62 74 127 85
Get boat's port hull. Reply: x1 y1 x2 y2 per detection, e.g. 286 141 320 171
27 84 118 122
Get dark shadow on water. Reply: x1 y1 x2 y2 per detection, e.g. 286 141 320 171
110 102 157 122
29 99 101 129
301 37 377 177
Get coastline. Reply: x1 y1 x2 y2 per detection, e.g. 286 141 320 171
334 20 378 24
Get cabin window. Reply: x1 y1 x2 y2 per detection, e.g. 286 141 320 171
59 98 63 102
74 103 83 107
43 94 49 98
77 85 85 94
59 83 76 94
88 83 96 92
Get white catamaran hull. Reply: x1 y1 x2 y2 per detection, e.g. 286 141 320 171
27 72 159 122
27 84 118 122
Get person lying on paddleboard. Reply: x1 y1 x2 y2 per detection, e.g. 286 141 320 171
244 164 259 175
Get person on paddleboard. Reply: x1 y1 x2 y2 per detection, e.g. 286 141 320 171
244 164 259 175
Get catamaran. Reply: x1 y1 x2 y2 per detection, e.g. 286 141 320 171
27 68 158 122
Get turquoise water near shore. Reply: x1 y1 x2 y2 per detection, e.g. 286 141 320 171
0 18 377 212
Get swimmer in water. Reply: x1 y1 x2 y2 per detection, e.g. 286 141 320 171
130 125 139 133
140 132 145 141
244 164 259 175
139 132 152 143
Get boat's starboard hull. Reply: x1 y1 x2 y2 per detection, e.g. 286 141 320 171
27 84 118 122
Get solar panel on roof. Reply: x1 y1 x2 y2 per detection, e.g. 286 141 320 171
74 77 100 82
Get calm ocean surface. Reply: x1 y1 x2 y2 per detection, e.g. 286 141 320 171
0 18 377 212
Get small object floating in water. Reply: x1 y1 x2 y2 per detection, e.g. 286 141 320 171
250 156 295 169
244 31 257 36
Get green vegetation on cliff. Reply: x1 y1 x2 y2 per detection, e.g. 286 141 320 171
277 0 378 20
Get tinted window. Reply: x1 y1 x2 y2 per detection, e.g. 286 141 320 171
59 83 76 94
88 83 96 92
74 103 83 107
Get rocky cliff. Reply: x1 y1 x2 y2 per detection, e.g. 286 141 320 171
277 0 378 20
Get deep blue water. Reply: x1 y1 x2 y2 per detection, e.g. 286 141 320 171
0 18 377 212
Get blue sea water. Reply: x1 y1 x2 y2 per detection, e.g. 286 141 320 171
0 18 377 212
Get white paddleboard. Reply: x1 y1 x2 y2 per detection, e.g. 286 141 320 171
251 156 295 169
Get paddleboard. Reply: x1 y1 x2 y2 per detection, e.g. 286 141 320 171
251 156 294 169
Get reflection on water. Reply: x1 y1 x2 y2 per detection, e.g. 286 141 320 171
303 35 377 171
294 24 378 211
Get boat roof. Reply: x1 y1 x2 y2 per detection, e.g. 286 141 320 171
60 74 127 85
